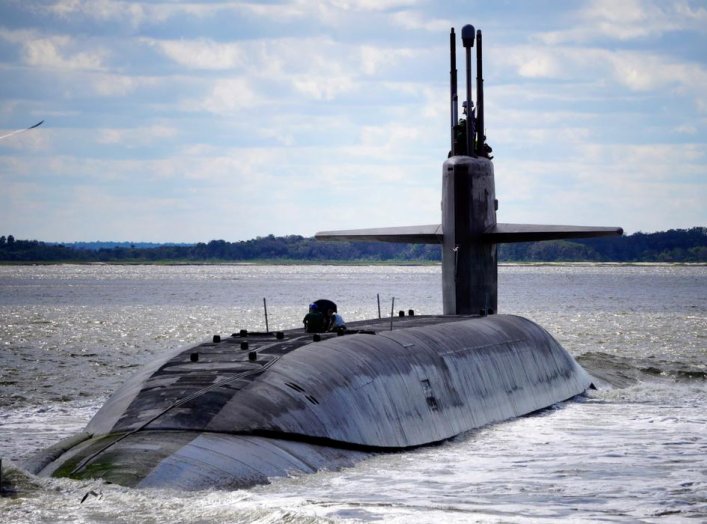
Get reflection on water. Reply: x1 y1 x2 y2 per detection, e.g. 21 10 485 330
1 264 705 522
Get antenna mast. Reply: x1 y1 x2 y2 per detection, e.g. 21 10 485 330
475 29 485 156
461 24 475 156
449 28 458 156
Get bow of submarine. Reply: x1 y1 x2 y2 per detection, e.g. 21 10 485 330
25 314 592 490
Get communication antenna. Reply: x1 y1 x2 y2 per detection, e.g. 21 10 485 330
475 29 485 156
461 24 475 156
449 28 458 155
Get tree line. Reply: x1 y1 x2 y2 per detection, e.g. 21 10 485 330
0 228 704 263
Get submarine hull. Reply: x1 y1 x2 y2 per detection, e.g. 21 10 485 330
27 314 592 490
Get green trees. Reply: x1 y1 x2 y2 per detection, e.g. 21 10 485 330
0 228 704 263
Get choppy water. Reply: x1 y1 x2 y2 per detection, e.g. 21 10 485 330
1 264 705 522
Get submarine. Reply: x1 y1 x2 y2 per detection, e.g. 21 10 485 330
25 24 622 490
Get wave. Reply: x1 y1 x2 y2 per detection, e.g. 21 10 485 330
578 351 706 388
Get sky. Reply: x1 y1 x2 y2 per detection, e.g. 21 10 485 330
0 0 705 243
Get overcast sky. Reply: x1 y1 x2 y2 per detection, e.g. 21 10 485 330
1 0 705 242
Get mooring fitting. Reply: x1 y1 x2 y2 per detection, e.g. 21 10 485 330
240 341 249 350
190 352 199 362
248 350 257 362
212 335 221 343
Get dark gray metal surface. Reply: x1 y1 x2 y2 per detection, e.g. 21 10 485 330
29 314 591 489
442 155 497 315
36 430 372 490
485 223 624 243
316 224 442 244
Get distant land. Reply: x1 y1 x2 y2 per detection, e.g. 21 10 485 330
0 228 704 264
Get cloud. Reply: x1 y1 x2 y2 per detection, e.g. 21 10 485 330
140 33 428 116
606 51 707 93
575 143 705 180
493 44 707 111
329 0 420 10
185 77 260 113
535 0 707 44
50 0 144 19
0 29 105 71
89 73 162 96
241 0 420 20
495 141 707 234
359 45 415 75
41 0 420 33
144 35 346 76
96 124 178 146
143 38 245 71
292 74 356 100
391 10 451 32
45 0 159 27
674 124 697 134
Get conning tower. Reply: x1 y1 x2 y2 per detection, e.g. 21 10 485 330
316 24 622 314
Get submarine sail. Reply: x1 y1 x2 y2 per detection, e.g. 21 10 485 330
317 24 622 315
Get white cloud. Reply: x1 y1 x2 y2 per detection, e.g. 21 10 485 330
674 124 697 134
360 123 420 150
493 46 572 80
359 45 415 75
607 51 707 93
143 35 360 80
0 30 105 71
237 1 314 20
46 0 158 27
90 73 156 96
188 77 260 113
241 0 419 20
329 0 420 10
144 38 245 71
675 0 707 22
536 0 707 44
50 0 145 20
518 52 563 79
494 44 707 109
576 143 705 180
138 34 428 118
0 28 34 44
391 10 451 32
292 74 356 100
495 141 707 234
96 124 178 146
43 0 419 32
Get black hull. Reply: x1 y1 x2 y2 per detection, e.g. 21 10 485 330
27 314 591 490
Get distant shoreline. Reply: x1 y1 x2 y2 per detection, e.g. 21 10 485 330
1 260 704 267
1 228 705 264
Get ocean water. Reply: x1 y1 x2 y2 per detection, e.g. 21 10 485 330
0 264 705 523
